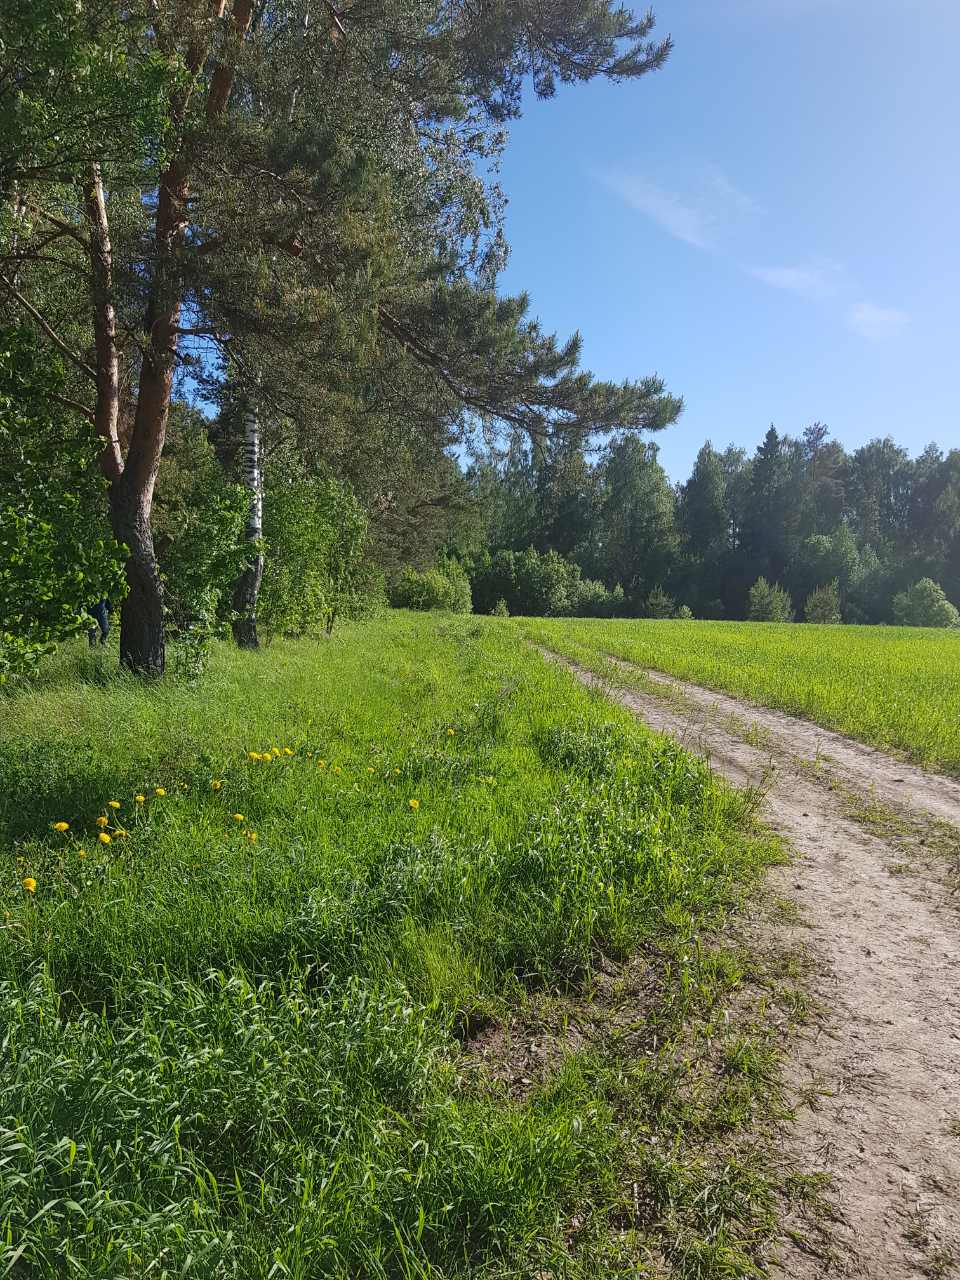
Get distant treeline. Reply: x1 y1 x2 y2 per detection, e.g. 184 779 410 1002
419 425 960 624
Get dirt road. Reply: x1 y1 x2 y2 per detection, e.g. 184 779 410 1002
547 651 960 1280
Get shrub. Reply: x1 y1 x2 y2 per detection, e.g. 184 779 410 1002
748 577 794 622
892 578 960 628
491 598 510 617
673 604 694 620
258 456 371 638
804 581 841 625
469 548 626 618
644 586 675 619
570 577 625 618
154 406 249 671
391 559 472 613
0 325 125 683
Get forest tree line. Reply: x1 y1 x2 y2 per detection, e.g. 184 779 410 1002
421 423 960 626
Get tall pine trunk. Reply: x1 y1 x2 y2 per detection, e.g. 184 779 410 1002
232 399 264 648
83 3 255 676
110 477 166 675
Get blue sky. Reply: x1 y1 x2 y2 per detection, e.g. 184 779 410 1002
496 0 960 481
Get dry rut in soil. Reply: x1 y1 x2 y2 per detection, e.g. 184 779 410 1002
542 649 960 1280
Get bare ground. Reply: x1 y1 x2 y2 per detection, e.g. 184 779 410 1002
543 649 960 1280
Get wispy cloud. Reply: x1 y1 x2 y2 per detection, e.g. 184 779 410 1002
597 164 760 250
703 164 762 216
749 261 845 300
847 302 910 341
599 173 712 248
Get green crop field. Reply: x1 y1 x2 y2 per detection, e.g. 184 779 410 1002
0 614 792 1279
520 617 960 777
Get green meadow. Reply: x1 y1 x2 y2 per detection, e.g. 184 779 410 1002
521 618 960 777
0 614 790 1279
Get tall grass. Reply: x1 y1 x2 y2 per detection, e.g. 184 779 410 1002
521 617 960 775
1 616 781 1277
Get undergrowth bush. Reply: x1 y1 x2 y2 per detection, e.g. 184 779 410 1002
0 325 125 684
892 577 960 628
391 558 472 613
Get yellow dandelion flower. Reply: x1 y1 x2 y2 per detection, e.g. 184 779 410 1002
96 816 109 828
210 779 223 790
409 798 420 811
249 751 262 761
107 800 121 810
154 787 166 797
333 766 342 775
98 832 111 844
367 767 375 774
317 759 326 769
271 747 281 757
78 849 87 859
135 794 146 803
114 828 129 838
247 831 258 843
393 768 401 775
233 813 245 823
52 821 69 832
283 747 294 756
447 728 455 736
22 877 36 894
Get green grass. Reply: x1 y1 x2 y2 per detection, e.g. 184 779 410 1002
1 615 792 1277
519 617 960 776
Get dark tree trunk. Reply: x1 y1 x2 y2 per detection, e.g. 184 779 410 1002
231 582 261 648
110 482 165 676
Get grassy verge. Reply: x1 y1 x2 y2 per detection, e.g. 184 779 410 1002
2 615 798 1277
519 617 960 776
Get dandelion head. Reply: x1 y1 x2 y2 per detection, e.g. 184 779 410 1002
98 832 111 845
233 813 245 823
96 816 109 828
409 798 420 811
154 787 166 797
22 877 36 894
210 779 223 790
135 794 146 803
52 821 69 832
107 800 121 810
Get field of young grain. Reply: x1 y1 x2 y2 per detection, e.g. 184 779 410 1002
0 615 791 1279
521 618 960 777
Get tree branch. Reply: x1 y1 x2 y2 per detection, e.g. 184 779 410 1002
24 200 90 250
49 390 96 423
0 273 97 383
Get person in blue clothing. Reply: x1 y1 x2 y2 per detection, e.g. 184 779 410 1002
87 599 111 647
